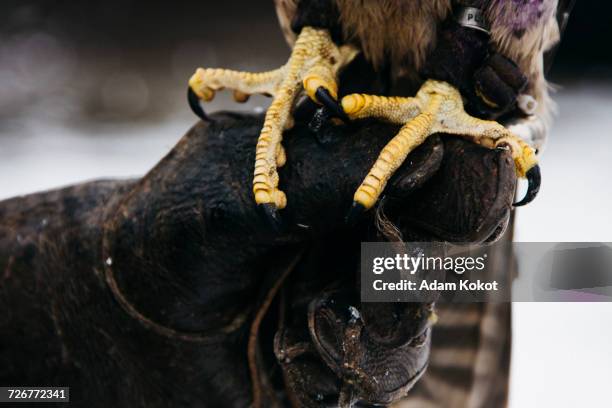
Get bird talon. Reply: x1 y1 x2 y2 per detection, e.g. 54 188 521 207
315 87 349 122
513 164 541 207
260 203 284 232
187 87 209 121
345 201 366 226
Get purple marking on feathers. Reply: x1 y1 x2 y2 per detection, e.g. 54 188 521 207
488 0 555 32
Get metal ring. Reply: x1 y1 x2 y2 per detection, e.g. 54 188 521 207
455 6 490 34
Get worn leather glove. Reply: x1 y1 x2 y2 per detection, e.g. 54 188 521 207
0 111 516 407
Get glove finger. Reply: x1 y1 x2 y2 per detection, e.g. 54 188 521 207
386 135 444 200
473 64 517 111
485 53 528 92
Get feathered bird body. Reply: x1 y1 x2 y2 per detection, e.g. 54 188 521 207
275 0 560 149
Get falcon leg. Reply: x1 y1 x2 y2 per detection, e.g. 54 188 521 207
342 80 539 219
188 27 356 213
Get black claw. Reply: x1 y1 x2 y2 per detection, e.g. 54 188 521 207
513 165 541 207
315 87 349 123
345 201 366 226
187 87 209 121
260 203 284 232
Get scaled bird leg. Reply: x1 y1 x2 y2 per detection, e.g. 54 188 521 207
188 27 356 214
342 80 539 219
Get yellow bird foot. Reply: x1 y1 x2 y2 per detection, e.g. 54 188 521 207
188 27 356 217
342 80 540 222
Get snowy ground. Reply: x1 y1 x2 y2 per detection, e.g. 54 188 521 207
1 82 611 407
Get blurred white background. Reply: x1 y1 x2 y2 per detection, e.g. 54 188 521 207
1 1 611 407
511 83 612 407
